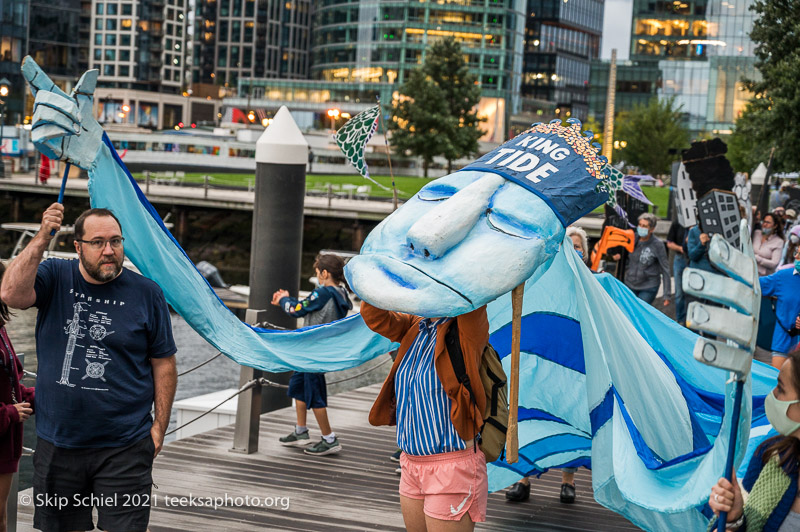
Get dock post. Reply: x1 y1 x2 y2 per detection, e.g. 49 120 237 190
145 170 150 195
251 105 308 414
231 309 265 454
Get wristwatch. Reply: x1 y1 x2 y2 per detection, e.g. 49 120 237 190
725 513 745 530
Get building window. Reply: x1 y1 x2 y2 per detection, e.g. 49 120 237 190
107 3 118 15
104 65 115 76
121 34 131 46
122 3 132 15
105 49 115 61
94 49 102 60
106 19 117 31
95 19 103 30
106 34 117 46
96 3 103 15
95 34 103 46
120 65 130 77
120 49 130 61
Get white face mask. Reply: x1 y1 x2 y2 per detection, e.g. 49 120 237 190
637 226 649 238
791 234 799 244
764 391 800 436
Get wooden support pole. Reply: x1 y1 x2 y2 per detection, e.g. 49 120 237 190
506 283 524 464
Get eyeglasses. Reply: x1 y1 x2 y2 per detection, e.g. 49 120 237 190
76 237 124 250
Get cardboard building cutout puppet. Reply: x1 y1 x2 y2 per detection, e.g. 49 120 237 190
23 59 778 531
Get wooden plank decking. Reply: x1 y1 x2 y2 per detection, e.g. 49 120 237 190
16 384 640 531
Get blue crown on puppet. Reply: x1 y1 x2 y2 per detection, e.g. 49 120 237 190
460 118 618 226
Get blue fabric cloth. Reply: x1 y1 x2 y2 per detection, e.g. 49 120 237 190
673 253 688 323
287 373 327 409
33 259 176 448
687 226 714 273
485 238 777 531
633 287 658 305
87 135 396 374
394 317 466 456
759 269 800 354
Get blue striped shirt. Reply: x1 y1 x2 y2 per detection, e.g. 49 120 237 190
395 317 467 456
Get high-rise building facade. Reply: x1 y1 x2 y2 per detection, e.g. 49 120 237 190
191 0 312 87
311 1 525 98
520 0 603 121
0 0 29 123
589 0 757 136
89 0 189 92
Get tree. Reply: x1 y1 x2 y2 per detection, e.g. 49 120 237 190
614 97 689 176
725 0 800 172
389 37 485 176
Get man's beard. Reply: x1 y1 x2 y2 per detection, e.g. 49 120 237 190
81 253 123 282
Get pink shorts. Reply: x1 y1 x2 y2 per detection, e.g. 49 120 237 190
399 447 488 523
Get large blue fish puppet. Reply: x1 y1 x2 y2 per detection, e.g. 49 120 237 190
23 58 776 531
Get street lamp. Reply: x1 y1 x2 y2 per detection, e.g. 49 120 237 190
0 77 11 179
327 108 340 131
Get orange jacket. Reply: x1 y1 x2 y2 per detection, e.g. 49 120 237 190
360 302 489 442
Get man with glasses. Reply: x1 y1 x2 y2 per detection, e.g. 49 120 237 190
0 203 177 532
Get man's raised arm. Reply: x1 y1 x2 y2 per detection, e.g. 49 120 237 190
0 203 63 309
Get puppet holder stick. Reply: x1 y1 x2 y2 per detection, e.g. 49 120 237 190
717 375 745 532
376 97 399 211
50 162 71 236
506 282 524 464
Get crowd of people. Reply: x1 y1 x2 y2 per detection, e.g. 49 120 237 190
1 192 800 531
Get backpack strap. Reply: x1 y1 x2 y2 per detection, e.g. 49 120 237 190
445 319 481 450
445 320 475 400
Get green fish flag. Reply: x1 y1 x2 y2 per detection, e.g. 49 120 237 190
334 105 388 189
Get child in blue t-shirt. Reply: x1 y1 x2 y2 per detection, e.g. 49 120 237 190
271 253 352 456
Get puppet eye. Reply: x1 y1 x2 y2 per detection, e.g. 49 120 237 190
485 208 539 240
417 184 457 201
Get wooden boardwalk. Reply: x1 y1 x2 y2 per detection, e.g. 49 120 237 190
17 384 639 531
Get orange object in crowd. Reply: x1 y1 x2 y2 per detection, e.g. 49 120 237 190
590 226 636 271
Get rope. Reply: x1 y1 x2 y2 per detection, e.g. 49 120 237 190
253 321 288 330
178 352 223 377
164 377 288 436
326 357 392 385
166 379 260 436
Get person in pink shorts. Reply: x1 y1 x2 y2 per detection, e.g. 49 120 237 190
361 301 489 531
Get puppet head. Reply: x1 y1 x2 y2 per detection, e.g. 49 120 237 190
345 119 613 317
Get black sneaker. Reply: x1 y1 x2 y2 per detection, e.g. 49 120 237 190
560 482 576 504
505 481 530 503
390 448 402 462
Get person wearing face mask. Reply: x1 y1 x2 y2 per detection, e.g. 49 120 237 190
754 213 785 277
760 246 800 368
779 225 800 269
708 348 800 531
567 226 591 268
618 213 671 307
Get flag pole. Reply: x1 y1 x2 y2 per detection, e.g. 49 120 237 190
376 96 398 211
50 162 71 236
506 282 524 463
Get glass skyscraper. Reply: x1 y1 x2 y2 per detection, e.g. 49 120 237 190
589 0 758 136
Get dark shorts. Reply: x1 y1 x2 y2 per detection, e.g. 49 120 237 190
287 372 328 409
33 435 155 532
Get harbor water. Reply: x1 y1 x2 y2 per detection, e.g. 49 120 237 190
4 306 391 490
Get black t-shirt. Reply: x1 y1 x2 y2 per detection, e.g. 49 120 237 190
667 221 687 254
34 259 176 448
